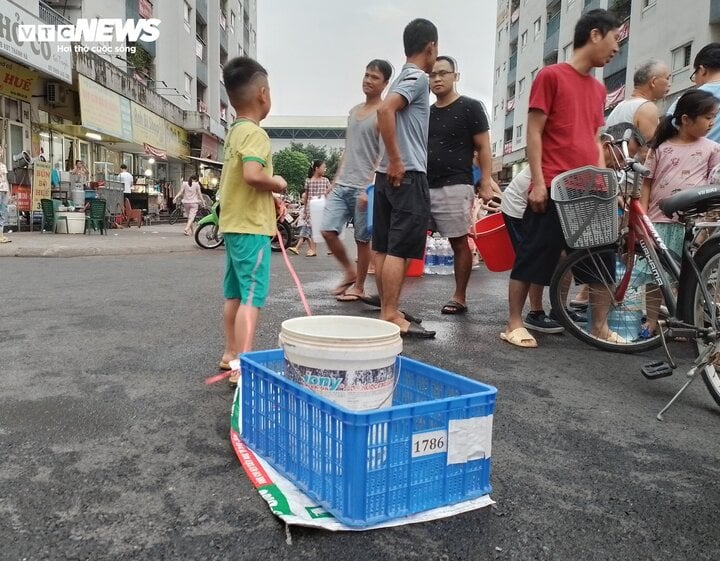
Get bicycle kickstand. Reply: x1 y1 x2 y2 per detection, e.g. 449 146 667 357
656 345 716 421
656 365 701 421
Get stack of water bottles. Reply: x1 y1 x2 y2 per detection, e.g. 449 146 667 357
424 234 454 275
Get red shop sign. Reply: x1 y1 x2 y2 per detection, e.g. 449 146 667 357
11 184 31 211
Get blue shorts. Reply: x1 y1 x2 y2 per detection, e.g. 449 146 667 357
223 233 271 308
320 184 370 242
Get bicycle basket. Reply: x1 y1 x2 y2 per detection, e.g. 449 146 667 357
551 166 619 249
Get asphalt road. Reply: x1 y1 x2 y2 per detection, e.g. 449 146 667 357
2 249 719 560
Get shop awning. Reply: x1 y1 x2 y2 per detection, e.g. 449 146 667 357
44 123 127 145
187 156 224 168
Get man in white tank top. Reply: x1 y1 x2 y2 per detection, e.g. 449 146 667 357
321 60 392 301
606 58 671 158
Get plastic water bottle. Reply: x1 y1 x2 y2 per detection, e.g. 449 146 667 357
436 238 449 275
444 239 454 274
424 236 435 275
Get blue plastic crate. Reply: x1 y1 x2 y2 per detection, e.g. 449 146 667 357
237 348 497 527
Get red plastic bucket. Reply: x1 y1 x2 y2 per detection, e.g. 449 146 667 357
472 213 515 272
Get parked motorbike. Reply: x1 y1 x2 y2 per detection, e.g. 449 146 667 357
194 199 224 249
194 199 301 251
271 207 300 252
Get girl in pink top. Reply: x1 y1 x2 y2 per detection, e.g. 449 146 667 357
289 160 330 256
174 175 206 236
640 89 720 334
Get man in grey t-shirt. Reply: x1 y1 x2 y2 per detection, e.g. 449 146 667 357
321 59 392 301
372 18 438 339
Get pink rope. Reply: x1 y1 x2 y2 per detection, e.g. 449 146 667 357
205 221 312 385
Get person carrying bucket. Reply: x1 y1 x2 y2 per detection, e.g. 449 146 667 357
216 56 288 385
426 55 501 315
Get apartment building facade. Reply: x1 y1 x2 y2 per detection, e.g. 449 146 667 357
491 0 720 180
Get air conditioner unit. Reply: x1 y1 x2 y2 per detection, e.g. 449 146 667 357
46 82 68 106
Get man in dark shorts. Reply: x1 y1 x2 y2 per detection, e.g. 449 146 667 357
373 18 438 338
502 9 621 348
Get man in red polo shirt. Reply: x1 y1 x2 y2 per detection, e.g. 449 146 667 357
501 9 620 348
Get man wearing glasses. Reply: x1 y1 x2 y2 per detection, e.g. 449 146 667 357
427 55 498 315
669 43 720 142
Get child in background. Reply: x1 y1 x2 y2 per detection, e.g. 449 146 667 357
289 159 329 257
217 56 287 385
640 89 720 334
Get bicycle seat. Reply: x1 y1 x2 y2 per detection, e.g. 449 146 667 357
659 185 720 219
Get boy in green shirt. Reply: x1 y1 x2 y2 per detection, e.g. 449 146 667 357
217 57 287 384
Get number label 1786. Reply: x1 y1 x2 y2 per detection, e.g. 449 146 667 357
411 430 448 458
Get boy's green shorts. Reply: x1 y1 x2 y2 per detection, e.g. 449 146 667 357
223 233 271 308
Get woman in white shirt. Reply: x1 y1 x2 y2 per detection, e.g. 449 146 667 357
173 175 205 236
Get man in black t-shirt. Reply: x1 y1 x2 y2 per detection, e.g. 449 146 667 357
427 55 499 315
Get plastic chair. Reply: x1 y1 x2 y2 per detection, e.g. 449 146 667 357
40 198 68 234
123 198 143 228
84 199 107 235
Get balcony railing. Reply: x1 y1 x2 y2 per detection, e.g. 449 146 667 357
39 1 71 26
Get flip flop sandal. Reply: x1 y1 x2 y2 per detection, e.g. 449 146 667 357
336 292 361 302
359 294 381 307
500 327 538 348
441 300 468 314
219 361 232 371
401 323 436 339
332 279 356 296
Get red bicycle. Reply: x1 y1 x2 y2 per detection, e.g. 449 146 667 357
548 133 720 418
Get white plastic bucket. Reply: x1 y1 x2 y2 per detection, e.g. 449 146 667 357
279 315 403 411
307 197 326 243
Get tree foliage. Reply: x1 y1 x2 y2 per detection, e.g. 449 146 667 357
272 148 309 196
287 142 344 182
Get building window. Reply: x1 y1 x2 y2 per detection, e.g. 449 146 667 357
495 67 500 81
220 103 228 123
230 11 236 33
531 67 539 81
671 44 692 72
493 104 498 120
642 0 656 8
184 73 192 94
567 0 576 9
183 2 191 32
562 42 573 62
521 31 528 49
515 124 523 140
534 18 541 39
518 77 526 94
497 28 503 44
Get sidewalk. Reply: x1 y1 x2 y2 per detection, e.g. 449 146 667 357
0 224 204 258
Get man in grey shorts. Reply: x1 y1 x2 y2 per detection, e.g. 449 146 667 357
373 18 438 339
321 60 392 301
427 55 497 315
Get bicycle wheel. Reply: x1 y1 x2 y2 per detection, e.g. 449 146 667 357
271 221 291 252
549 245 675 353
680 242 720 407
168 207 182 225
194 222 224 249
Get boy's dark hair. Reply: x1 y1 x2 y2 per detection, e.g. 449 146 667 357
367 59 393 82
694 42 720 70
120 164 127 170
650 89 718 149
573 9 620 49
403 18 438 57
435 55 458 72
223 56 268 105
